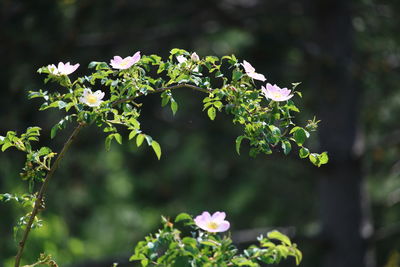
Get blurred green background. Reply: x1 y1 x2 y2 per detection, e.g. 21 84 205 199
1 0 400 266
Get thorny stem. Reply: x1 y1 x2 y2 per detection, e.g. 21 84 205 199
14 123 86 267
14 83 210 266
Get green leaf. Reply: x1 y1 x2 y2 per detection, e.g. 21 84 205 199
203 97 212 103
105 135 113 151
200 240 219 247
88 61 98 69
182 237 197 247
309 152 328 167
128 118 140 129
215 71 223 78
299 147 309 158
151 140 161 160
129 254 146 262
236 136 245 155
295 248 303 265
129 130 137 140
58 101 67 109
176 73 189 83
205 56 219 64
37 147 52 157
161 94 170 107
40 101 60 110
170 48 188 56
27 127 41 135
136 134 145 147
267 230 292 246
1 142 13 152
213 101 223 110
144 135 153 146
291 127 309 146
289 126 300 134
50 124 60 139
231 257 257 266
114 133 122 145
319 152 329 165
65 102 75 112
276 244 290 257
170 99 178 115
260 241 276 248
232 70 243 81
286 100 300 112
269 125 281 136
281 141 291 155
175 213 192 223
141 259 149 267
292 82 302 90
207 107 216 120
309 153 318 166
294 248 303 265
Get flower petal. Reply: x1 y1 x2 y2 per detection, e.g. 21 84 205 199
57 62 65 70
280 94 294 101
71 63 80 73
242 60 255 73
211 211 226 222
281 88 291 97
131 51 141 64
82 88 92 96
216 221 230 232
94 90 105 99
177 55 187 64
248 72 266 82
113 56 123 62
191 52 199 61
267 84 278 96
194 212 211 230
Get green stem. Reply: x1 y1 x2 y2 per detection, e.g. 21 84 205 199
14 123 86 267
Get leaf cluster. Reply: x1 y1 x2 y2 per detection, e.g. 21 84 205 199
21 253 59 267
0 128 56 188
30 48 328 165
130 213 302 267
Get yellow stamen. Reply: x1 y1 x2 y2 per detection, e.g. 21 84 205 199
86 94 98 105
273 93 282 99
206 222 219 230
120 59 129 67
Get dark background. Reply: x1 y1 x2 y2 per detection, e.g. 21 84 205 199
1 0 400 266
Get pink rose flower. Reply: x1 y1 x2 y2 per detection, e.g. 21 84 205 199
241 60 266 81
110 51 141 70
194 211 230 233
261 83 293 102
48 62 80 76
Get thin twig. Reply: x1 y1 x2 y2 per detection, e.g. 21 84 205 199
14 123 86 267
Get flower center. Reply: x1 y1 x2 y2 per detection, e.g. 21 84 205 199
86 94 98 104
206 222 219 230
273 92 282 99
120 59 129 67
